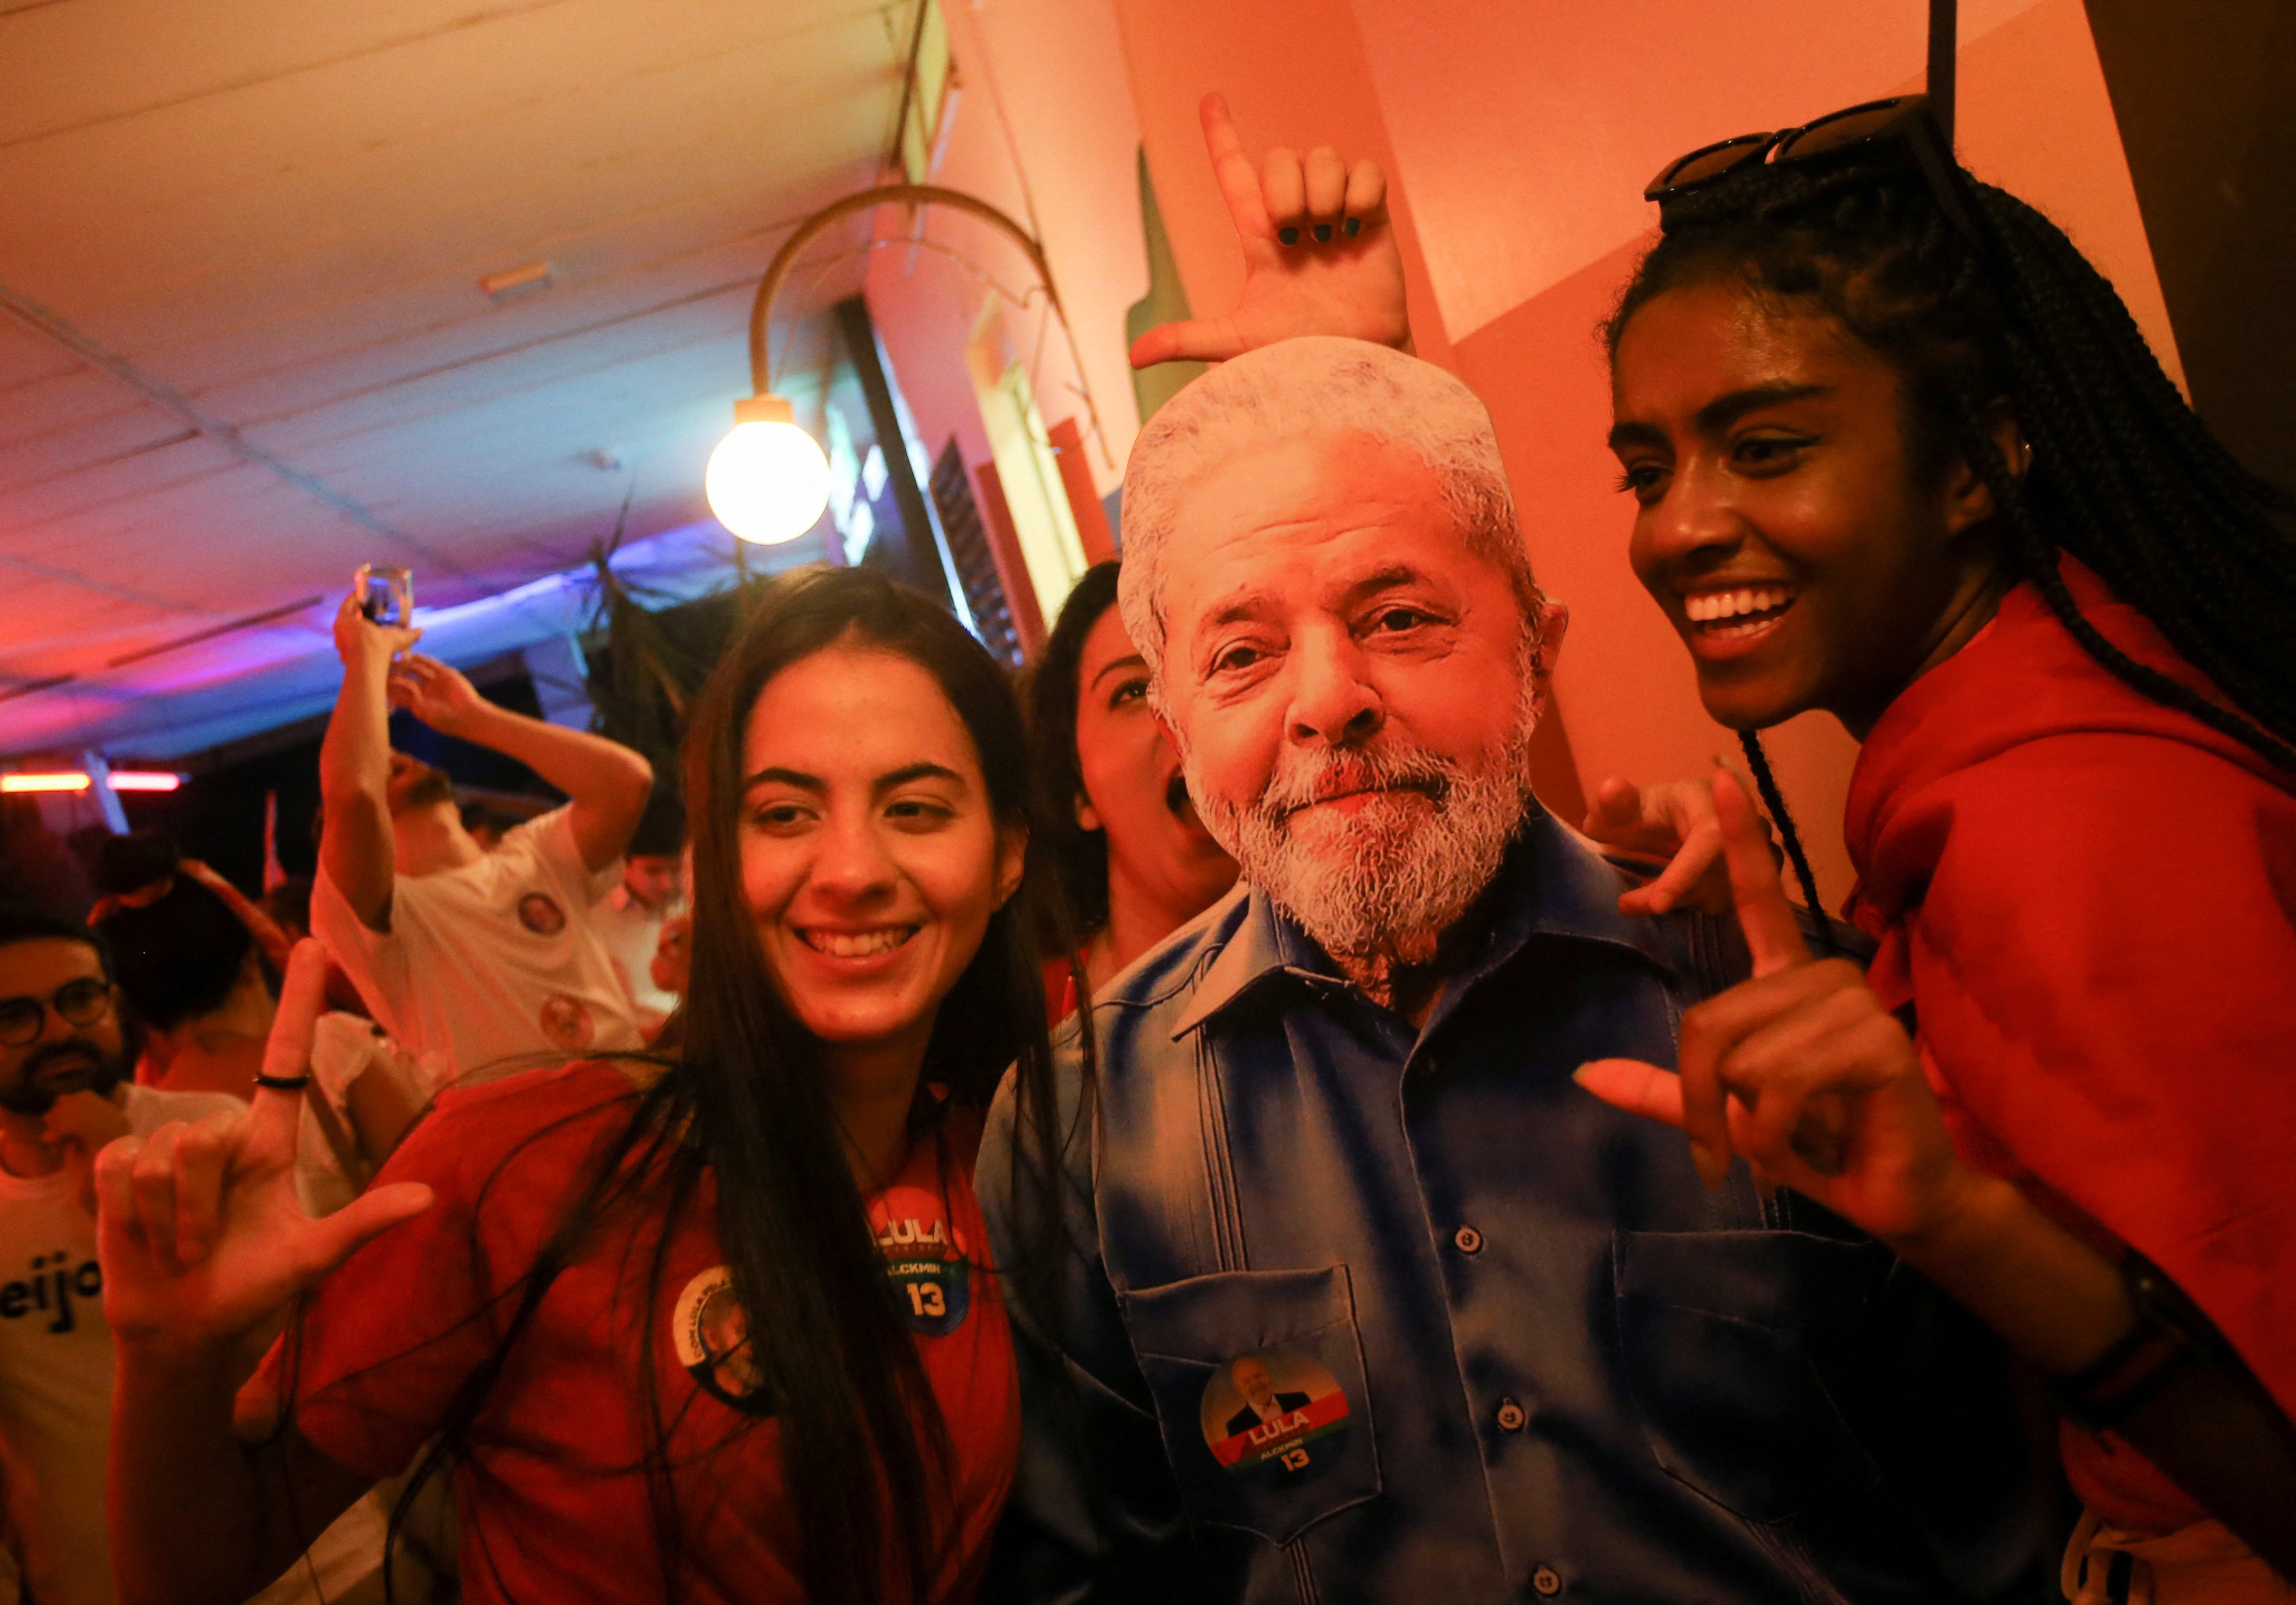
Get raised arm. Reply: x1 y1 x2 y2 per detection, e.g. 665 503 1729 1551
100 946 434 1605
320 595 419 933
390 655 652 874
1129 92 1412 368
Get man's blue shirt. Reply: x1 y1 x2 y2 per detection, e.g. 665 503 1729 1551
979 810 2057 1603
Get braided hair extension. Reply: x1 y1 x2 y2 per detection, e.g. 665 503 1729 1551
1605 149 2296 771
1736 729 1840 957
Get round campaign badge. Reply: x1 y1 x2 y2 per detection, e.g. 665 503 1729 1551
672 1266 773 1415
872 1185 971 1338
517 892 566 936
1199 1348 1353 1484
537 992 595 1052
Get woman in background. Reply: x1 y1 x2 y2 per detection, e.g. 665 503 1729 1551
90 831 422 1209
1023 561 1237 1019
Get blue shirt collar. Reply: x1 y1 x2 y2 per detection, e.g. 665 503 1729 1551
1173 806 1678 1039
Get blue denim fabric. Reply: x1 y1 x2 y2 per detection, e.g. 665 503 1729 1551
979 811 2060 1604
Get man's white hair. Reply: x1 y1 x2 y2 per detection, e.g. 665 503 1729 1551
1115 336 1533 696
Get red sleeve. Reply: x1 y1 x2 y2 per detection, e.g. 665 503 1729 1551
1903 732 2296 1416
267 1063 637 1479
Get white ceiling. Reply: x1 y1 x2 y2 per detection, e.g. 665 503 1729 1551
0 0 919 757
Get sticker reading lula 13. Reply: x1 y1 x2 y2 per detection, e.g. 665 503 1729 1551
872 1184 971 1338
1200 1348 1352 1483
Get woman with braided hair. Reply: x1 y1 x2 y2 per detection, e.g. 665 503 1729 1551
1577 97 2296 1601
1131 89 2296 1603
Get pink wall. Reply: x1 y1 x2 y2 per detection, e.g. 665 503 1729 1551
864 0 1151 501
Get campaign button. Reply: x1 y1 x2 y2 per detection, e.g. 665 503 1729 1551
671 1265 773 1416
1200 1347 1353 1486
872 1185 971 1337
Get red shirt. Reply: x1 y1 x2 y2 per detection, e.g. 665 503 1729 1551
268 1061 1017 1603
1845 556 2296 1532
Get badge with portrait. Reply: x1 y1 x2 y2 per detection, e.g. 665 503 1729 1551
872 1184 972 1338
1200 1347 1354 1485
672 1265 774 1416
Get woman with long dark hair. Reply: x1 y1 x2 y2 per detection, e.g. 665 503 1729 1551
95 567 1065 1605
1573 98 2296 1597
1021 561 1237 1019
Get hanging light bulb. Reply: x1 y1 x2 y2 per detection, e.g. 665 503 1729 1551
705 395 832 545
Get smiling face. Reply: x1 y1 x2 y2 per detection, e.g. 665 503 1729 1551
738 644 1024 1072
1608 279 2005 736
0 938 129 1117
1071 604 1237 933
1156 431 1562 959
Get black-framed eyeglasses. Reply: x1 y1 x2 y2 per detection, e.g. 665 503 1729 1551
0 978 114 1049
1643 94 1975 240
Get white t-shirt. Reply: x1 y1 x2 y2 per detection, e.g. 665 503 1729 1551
0 1084 241 1605
594 883 680 1019
312 806 643 1091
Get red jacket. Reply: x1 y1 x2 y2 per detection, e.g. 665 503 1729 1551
1845 555 2296 1531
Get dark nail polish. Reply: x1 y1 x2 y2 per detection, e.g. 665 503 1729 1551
1344 216 1361 238
1278 226 1300 246
1313 223 1333 243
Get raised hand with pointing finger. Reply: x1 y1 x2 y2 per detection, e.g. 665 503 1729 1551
1128 92 1412 367
1573 767 1974 1249
96 942 434 1358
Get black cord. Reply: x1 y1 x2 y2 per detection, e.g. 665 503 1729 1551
1737 730 1842 957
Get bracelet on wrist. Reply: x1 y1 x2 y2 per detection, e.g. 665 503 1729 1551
2048 1251 2225 1430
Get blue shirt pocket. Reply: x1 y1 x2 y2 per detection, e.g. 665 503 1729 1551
1614 1228 1893 1524
1119 1264 1382 1546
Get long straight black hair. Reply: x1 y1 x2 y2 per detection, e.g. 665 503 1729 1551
351 567 1073 1605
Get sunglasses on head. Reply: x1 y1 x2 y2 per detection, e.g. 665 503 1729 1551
1643 94 1975 239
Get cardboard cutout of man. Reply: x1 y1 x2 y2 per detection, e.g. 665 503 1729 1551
977 338 2058 1603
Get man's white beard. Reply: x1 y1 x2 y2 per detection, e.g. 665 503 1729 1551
1187 679 1541 961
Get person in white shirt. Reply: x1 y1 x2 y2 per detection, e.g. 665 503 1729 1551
311 591 656 1090
593 789 685 1032
0 907 243 1605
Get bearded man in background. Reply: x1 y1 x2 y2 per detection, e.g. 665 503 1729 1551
979 338 2061 1604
